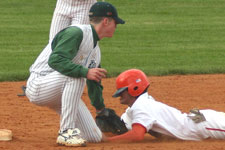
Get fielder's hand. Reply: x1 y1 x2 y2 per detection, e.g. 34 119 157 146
87 68 107 82
96 108 128 135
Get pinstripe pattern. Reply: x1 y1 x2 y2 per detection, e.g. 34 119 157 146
49 0 97 41
29 25 100 75
60 77 85 130
26 72 65 114
28 44 54 76
77 100 102 142
26 24 102 142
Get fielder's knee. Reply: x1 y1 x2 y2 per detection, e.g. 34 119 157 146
25 90 44 106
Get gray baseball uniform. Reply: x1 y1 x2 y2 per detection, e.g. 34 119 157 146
26 24 103 142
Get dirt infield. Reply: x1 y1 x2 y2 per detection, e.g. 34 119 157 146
0 74 225 150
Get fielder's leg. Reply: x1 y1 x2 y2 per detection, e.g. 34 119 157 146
76 100 102 142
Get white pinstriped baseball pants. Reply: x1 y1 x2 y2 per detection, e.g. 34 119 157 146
49 0 97 41
26 71 102 142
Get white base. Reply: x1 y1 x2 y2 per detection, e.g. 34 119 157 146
0 129 12 141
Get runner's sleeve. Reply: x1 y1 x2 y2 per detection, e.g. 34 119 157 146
107 123 146 142
48 26 88 78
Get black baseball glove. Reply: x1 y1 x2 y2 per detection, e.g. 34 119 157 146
95 108 128 135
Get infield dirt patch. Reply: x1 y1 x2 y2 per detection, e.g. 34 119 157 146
0 74 225 150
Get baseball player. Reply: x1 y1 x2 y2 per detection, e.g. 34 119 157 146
107 69 225 142
49 0 97 42
17 0 98 97
25 2 125 147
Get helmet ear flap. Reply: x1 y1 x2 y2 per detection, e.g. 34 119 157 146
127 81 140 97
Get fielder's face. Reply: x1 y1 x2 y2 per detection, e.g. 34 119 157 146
103 17 117 37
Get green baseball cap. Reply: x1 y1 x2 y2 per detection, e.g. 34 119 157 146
89 2 125 24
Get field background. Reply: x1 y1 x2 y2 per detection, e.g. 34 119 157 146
0 0 225 81
0 0 225 150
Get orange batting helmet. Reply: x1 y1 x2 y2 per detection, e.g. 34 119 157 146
113 69 150 97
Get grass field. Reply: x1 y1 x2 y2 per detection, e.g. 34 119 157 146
0 0 225 81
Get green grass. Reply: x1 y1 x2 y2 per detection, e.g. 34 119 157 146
0 0 225 81
101 0 225 76
0 0 55 81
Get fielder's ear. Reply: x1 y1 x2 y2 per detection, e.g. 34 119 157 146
103 17 109 26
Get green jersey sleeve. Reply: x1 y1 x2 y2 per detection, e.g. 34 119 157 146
48 26 88 78
49 25 105 111
86 79 105 110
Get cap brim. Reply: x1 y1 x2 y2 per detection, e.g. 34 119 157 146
112 87 128 97
114 17 125 24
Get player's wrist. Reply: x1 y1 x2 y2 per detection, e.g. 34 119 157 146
96 107 105 115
